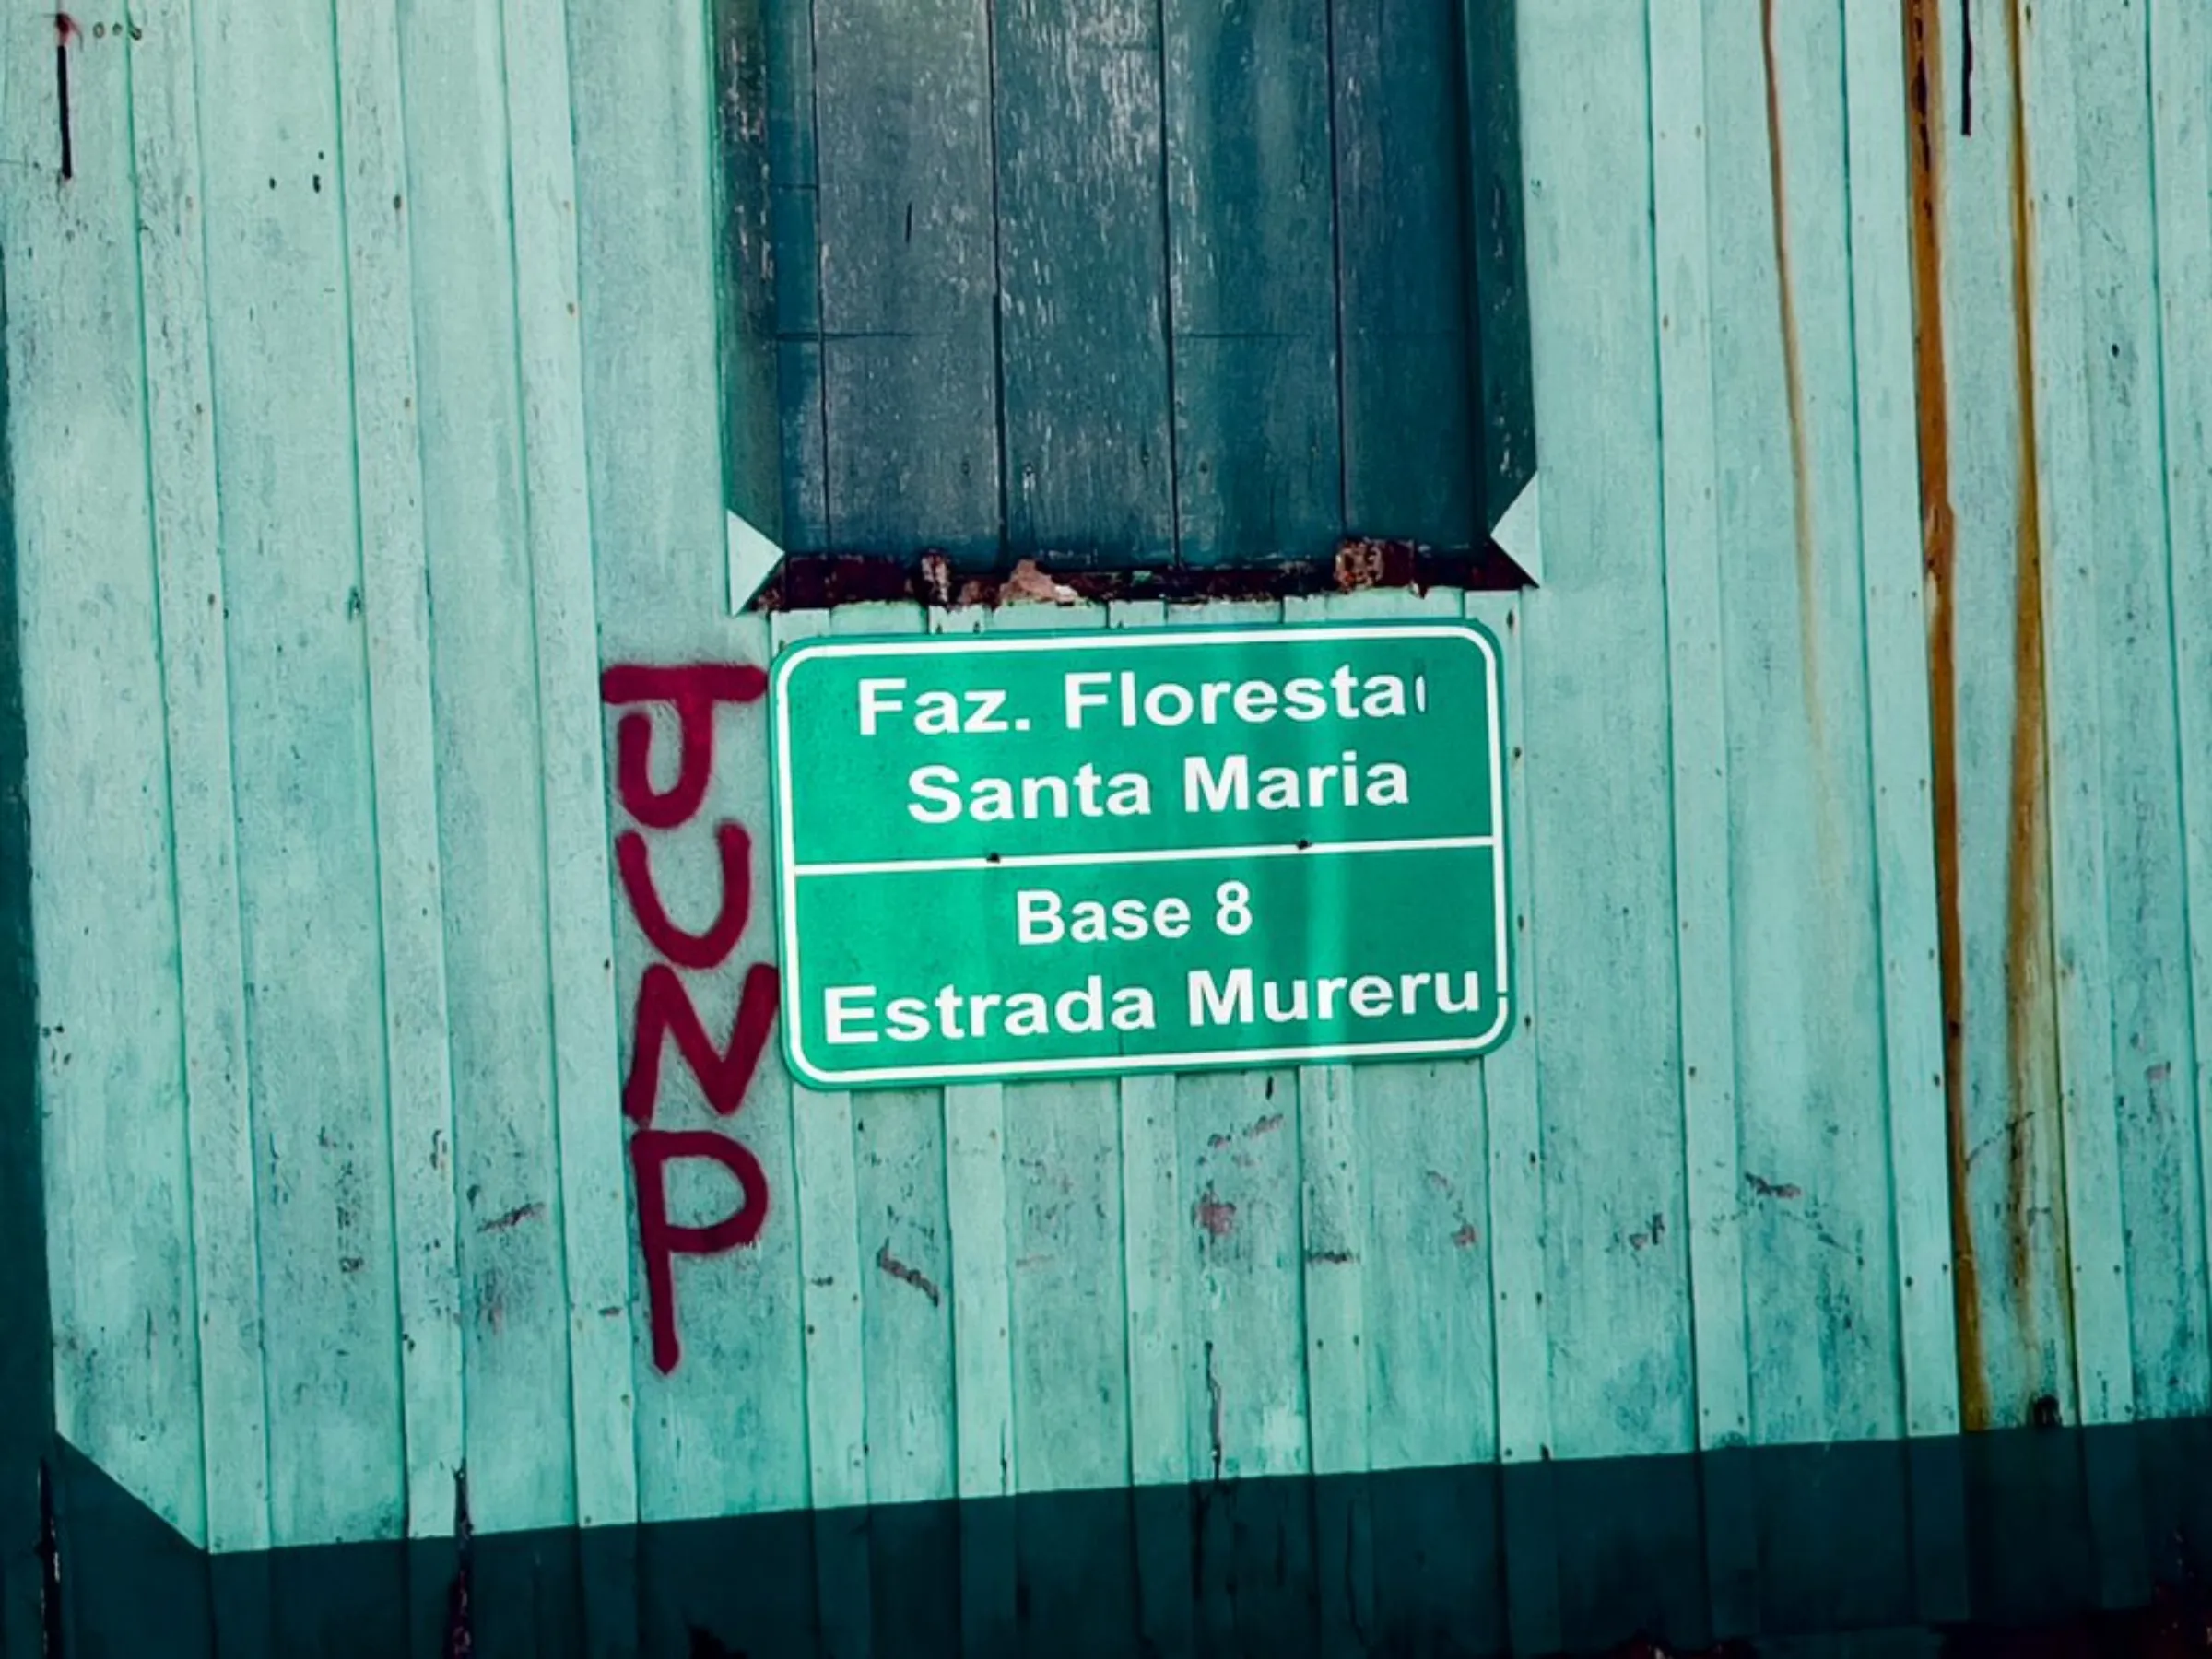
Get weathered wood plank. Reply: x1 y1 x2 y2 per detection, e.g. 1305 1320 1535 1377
2072 0 2201 1424
335 0 463 1546
1461 0 1536 539
823 597 961 1519
767 605 872 1658
6 3 205 1547
2152 0 2212 1436
1464 589 1557 1654
567 0 729 629
712 0 785 550
1163 0 1341 564
1936 0 2074 1428
764 0 830 555
993 2 1173 564
502 0 641 1532
197 0 404 1546
959 598 1131 1654
1330 0 1476 548
613 607 807 1527
393 0 571 1537
1840 0 1960 1454
812 0 1000 561
1101 594 1194 1659
128 0 273 1555
1702 0 1900 1451
1512 0 1693 1466
2017 0 2136 1441
1647 0 1746 1462
1154 598 1315 1650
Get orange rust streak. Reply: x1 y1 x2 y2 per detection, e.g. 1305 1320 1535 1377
2003 0 2058 1371
1763 0 1821 740
1903 0 1989 1432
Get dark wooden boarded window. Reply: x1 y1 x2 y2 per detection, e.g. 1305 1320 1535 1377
716 0 1532 573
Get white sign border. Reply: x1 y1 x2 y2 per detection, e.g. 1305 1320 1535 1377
769 619 1513 1089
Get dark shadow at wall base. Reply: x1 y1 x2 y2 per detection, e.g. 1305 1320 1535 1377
46 1419 2212 1659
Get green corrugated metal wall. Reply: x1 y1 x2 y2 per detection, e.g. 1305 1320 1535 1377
6 0 2212 1648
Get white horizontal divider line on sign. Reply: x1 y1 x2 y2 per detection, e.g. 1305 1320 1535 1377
792 834 1501 878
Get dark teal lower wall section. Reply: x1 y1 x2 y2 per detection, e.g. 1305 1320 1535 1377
46 1421 2212 1659
0 241 55 1659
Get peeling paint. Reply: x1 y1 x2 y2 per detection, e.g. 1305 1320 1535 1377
1905 0 1992 1433
1194 1188 1238 1240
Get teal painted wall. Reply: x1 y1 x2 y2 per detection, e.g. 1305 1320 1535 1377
3 0 2209 1596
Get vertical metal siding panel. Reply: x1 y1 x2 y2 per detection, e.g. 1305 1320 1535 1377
606 628 804 1659
992 2 1175 564
2071 0 2208 1422
1354 1008 1497 1473
197 0 405 1551
972 603 1135 1655
500 0 638 1535
1278 599 1368 1493
1936 0 2072 1429
1646 0 1746 1460
566 0 729 629
128 0 271 1556
1465 588 1556 1656
1840 0 1961 1452
334 0 465 1545
1646 0 1757 1630
1165 599 1303 1483
1295 584 1481 1654
2151 0 2212 1437
1161 598 1314 1653
769 606 873 1659
1512 0 1693 1464
1283 591 1374 1659
394 0 572 1538
1105 597 1194 1659
1703 0 1903 1453
1162 0 1340 564
826 602 958 1653
569 0 810 1563
810 0 1000 562
1843 0 1971 1623
2017 0 2136 1437
5 7 205 1547
613 608 808 1525
935 604 1017 1659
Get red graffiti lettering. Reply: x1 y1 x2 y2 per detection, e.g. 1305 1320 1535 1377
616 821 754 970
606 660 782 1376
600 664 767 830
622 960 781 1124
629 1129 771 1372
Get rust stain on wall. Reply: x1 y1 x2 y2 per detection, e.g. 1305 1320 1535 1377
2002 0 2065 1382
1903 0 1991 1432
1762 0 1824 756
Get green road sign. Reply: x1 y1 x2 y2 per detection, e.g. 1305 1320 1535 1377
768 620 1513 1088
